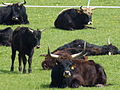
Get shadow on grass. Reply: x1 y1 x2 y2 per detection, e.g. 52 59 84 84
0 69 19 74
40 84 50 88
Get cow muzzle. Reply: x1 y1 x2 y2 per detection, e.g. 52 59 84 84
88 21 92 25
63 71 71 78
36 45 40 49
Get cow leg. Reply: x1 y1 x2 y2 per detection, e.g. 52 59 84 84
18 53 22 72
28 56 33 73
10 49 16 72
22 55 27 73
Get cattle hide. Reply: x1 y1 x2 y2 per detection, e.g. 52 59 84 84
0 27 13 46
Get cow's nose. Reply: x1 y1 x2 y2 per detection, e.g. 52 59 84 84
63 71 71 77
36 45 40 49
88 21 92 25
12 17 19 21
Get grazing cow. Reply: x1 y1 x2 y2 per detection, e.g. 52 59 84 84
49 52 107 88
54 6 95 30
0 27 13 46
0 0 29 25
10 26 43 73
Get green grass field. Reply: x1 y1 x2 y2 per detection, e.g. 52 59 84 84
0 0 120 90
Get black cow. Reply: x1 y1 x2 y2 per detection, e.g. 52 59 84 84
50 55 107 88
0 27 13 46
10 27 43 73
0 0 29 25
55 39 120 56
54 6 95 30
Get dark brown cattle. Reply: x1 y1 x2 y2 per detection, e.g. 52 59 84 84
41 47 87 70
10 27 43 73
0 0 29 25
54 6 96 30
49 50 107 88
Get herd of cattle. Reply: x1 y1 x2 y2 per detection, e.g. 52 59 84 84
0 0 119 88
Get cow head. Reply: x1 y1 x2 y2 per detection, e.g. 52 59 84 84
32 29 45 49
106 38 120 55
2 0 26 21
56 60 76 78
80 6 96 25
102 38 120 55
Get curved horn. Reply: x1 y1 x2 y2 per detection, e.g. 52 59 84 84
48 45 59 58
71 52 83 58
40 28 46 32
18 0 26 6
2 2 13 6
107 37 111 45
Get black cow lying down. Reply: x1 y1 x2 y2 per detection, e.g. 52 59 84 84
41 39 120 70
0 0 29 25
0 27 13 46
49 51 107 88
54 6 96 30
10 26 44 73
55 39 120 56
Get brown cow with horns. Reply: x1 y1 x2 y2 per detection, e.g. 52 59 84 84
47 47 107 88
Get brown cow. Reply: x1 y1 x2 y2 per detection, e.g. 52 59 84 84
49 49 107 88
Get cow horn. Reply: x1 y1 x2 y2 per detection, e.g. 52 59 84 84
71 41 87 58
40 28 47 32
48 45 59 58
18 0 26 6
71 52 83 58
2 2 13 6
107 37 111 45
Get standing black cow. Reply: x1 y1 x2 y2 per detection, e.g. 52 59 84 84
10 27 43 73
54 6 95 30
0 0 29 25
0 27 13 46
50 55 107 88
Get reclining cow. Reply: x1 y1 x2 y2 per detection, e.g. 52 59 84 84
48 49 107 88
0 0 29 25
41 39 120 70
54 6 96 30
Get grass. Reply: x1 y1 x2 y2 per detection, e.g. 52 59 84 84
0 0 120 90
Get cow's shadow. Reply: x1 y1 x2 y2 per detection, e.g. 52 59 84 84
39 84 50 89
0 69 19 74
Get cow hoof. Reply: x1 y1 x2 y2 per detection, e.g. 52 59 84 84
10 67 14 72
28 69 32 73
18 67 22 72
23 69 26 73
